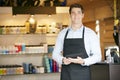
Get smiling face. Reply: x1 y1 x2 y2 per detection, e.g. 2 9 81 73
70 7 84 25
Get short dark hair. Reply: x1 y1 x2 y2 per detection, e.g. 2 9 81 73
69 3 84 14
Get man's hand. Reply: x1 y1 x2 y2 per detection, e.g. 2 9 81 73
62 57 71 65
68 56 85 64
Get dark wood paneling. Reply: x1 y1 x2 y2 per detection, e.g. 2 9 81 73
12 7 56 15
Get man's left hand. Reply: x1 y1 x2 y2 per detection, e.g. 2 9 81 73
68 56 85 64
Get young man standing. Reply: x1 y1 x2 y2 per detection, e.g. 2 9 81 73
52 3 101 80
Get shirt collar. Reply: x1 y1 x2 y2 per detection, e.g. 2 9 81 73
68 25 84 32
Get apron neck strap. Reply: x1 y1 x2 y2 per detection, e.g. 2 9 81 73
64 27 85 39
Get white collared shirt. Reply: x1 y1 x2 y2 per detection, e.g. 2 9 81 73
52 25 102 66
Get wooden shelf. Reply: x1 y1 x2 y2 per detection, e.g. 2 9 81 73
0 72 60 76
0 53 48 56
0 72 60 80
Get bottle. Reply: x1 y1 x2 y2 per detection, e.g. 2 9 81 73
29 63 33 74
106 49 114 63
25 20 30 34
29 15 37 34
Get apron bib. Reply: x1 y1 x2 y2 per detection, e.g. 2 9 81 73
61 27 91 80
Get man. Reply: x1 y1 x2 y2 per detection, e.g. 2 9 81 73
52 3 101 80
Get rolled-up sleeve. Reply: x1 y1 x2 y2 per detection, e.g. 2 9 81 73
83 29 102 66
52 29 67 64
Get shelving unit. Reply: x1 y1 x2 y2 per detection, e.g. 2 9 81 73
0 53 60 80
0 33 60 80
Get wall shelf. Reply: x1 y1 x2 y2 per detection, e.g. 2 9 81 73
0 72 60 80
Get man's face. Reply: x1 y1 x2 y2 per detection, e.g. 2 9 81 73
70 8 84 24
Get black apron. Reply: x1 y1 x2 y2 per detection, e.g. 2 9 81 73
61 27 91 80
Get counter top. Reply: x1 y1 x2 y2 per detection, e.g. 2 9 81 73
94 62 120 65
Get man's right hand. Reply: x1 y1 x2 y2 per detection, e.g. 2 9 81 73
62 57 71 65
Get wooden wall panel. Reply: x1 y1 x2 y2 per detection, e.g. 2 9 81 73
84 21 96 31
104 30 113 38
100 19 116 60
95 6 113 20
84 18 115 60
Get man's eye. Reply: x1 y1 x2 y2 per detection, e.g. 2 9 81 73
71 12 75 14
78 11 82 14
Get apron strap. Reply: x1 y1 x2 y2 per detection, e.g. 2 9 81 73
82 27 85 39
64 29 69 39
63 27 85 46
